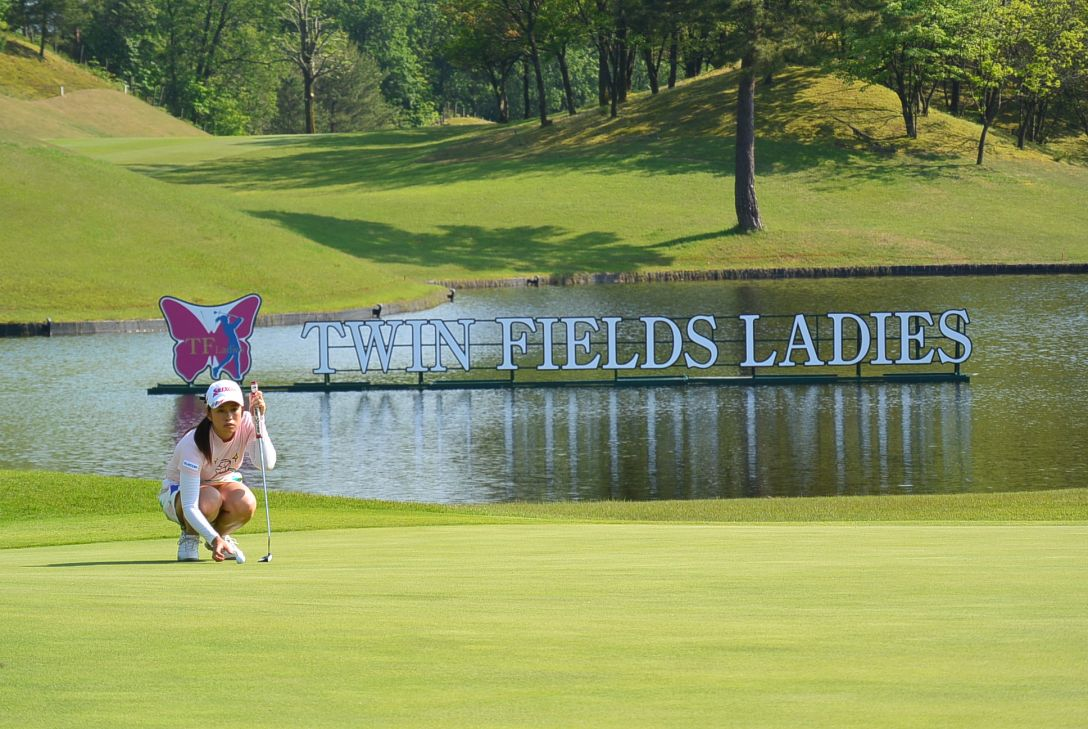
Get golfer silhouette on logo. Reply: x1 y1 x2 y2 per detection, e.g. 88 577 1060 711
213 314 243 379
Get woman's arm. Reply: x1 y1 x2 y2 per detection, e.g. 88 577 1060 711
178 461 220 544
245 413 277 470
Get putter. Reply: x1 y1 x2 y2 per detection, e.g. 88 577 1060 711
251 381 273 562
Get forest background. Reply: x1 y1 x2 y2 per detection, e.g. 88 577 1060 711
2 0 1086 144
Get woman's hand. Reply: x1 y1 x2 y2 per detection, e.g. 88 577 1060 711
211 536 231 562
249 389 266 417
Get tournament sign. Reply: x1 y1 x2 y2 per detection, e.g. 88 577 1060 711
152 297 971 391
159 294 262 384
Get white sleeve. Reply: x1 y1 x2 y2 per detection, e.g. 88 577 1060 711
179 461 220 544
245 413 277 470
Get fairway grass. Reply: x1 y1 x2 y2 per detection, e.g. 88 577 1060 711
3 472 1086 726
1 524 1085 728
3 470 1086 549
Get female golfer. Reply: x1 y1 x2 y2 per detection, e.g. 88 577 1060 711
159 379 276 563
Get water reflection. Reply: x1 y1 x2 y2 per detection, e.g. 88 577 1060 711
0 275 1081 502
260 382 973 502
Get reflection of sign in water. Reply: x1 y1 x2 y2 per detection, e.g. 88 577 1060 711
160 294 262 383
302 309 972 377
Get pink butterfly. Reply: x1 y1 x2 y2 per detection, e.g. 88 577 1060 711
159 294 262 383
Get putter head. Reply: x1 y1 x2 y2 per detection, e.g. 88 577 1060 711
259 554 272 563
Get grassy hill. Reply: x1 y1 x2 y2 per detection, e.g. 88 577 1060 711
2 56 1087 322
0 34 115 99
0 88 207 138
0 133 437 321
0 33 204 138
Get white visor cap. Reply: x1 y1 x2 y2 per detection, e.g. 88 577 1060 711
206 379 245 408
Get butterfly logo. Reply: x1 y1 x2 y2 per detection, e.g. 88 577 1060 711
159 294 262 383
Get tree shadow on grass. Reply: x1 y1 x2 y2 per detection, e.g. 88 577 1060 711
653 228 747 247
251 211 675 274
121 66 989 202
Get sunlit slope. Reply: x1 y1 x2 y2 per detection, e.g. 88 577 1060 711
433 66 1086 166
0 135 436 322
63 66 1088 291
0 89 207 138
0 33 204 138
0 34 114 100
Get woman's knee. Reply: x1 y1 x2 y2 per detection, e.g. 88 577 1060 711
222 485 257 517
198 487 224 518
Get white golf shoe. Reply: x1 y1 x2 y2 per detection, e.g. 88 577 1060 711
206 535 246 564
177 533 201 562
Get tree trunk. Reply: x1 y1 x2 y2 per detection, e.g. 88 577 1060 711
557 48 576 115
667 30 678 89
614 15 628 104
1033 100 1048 143
526 31 550 127
610 40 621 118
734 52 763 232
893 62 919 138
976 87 1000 165
304 72 316 134
522 59 531 119
976 123 990 166
486 66 510 123
921 81 938 115
1016 98 1032 148
643 48 659 94
625 47 636 95
38 24 47 59
950 79 961 115
901 101 917 138
597 37 610 106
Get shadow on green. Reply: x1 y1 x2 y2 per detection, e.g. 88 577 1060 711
250 210 680 275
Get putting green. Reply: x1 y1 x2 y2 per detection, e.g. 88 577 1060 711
1 523 1085 728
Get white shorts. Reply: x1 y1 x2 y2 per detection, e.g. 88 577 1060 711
159 481 182 525
159 473 244 525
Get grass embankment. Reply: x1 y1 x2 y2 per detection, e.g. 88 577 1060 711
1 61 1086 322
1 472 1086 728
0 33 203 138
0 33 115 100
0 134 439 321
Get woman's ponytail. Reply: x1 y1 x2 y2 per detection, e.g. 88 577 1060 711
193 417 213 462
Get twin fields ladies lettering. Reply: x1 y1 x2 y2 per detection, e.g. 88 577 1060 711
301 310 972 375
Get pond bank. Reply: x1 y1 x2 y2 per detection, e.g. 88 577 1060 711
3 261 1086 337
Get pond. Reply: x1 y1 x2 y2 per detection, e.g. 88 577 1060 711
1 275 1084 502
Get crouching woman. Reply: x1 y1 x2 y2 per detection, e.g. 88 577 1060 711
159 379 276 563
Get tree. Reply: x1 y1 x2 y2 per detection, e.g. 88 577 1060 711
961 0 1014 164
839 0 965 138
321 45 399 130
0 0 12 52
723 0 820 232
83 0 161 93
22 0 72 58
279 0 349 133
1066 18 1088 135
538 0 580 114
573 0 631 118
498 0 551 126
1009 0 1087 147
335 0 440 126
440 0 522 122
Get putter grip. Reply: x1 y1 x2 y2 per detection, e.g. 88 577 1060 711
250 381 262 437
